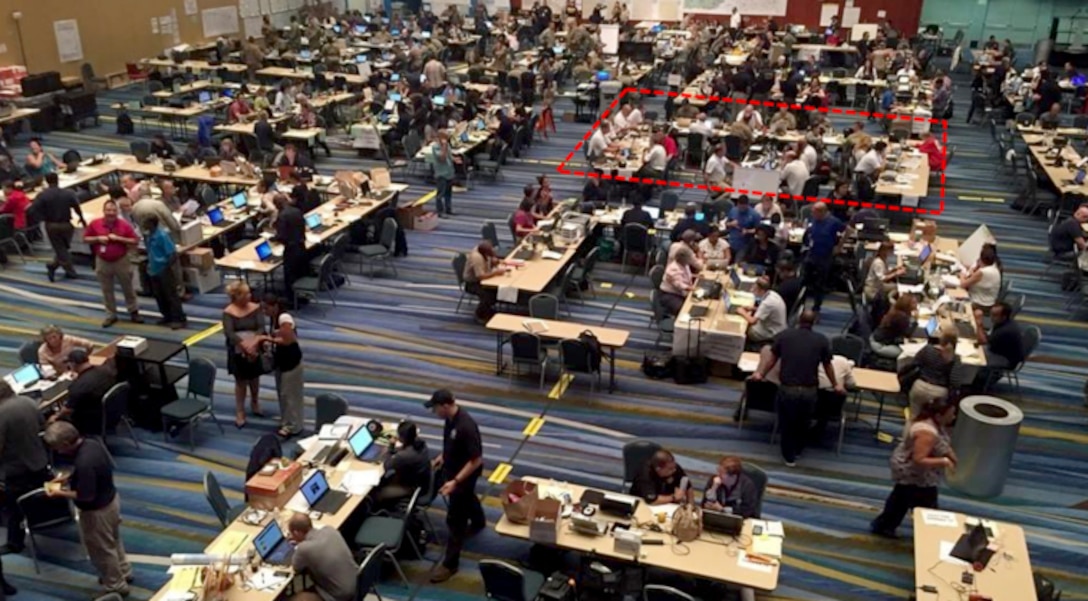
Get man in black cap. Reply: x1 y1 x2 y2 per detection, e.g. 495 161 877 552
425 389 484 583
48 348 115 437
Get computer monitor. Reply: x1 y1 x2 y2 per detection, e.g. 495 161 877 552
390 73 401 82
354 24 366 33
644 206 661 220
918 244 932 263
433 95 446 106
198 91 212 104
925 316 939 338
230 192 248 209
255 241 273 261
207 207 225 225
355 54 367 63
300 470 331 507
305 213 322 230
391 29 400 36
390 92 402 102
348 425 375 458
221 88 235 98
10 364 41 386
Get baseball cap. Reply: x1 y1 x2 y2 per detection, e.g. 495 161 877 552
67 348 90 365
424 388 455 409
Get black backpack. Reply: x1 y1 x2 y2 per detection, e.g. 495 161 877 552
578 330 602 371
116 112 134 135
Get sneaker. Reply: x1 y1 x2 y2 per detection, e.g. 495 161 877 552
429 565 457 583
782 456 797 468
168 322 183 330
102 316 118 328
869 520 898 539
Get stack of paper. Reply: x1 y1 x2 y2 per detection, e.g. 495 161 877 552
341 470 382 495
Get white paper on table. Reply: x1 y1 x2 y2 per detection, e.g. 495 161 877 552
938 541 970 566
941 274 960 288
497 285 518 304
764 521 785 537
542 250 564 260
319 423 351 440
899 342 926 356
341 470 382 495
296 434 320 452
921 509 958 527
285 490 309 514
246 567 291 591
737 356 760 373
238 261 255 270
650 503 680 519
898 284 925 295
737 550 775 573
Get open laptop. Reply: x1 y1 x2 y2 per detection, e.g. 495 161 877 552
703 510 744 537
198 91 212 104
230 191 248 210
206 207 227 226
950 523 994 567
305 213 328 233
4 364 43 395
299 470 349 514
348 425 382 461
252 521 295 566
255 241 275 262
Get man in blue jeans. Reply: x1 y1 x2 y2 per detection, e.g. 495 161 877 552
801 202 845 311
432 131 457 218
750 310 843 466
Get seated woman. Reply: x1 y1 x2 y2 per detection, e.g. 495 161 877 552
863 241 905 321
530 175 555 220
697 226 732 270
958 243 1002 315
512 198 538 239
37 325 95 375
659 245 697 317
906 332 962 418
870 295 916 359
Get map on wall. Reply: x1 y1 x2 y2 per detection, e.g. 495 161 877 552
681 0 787 16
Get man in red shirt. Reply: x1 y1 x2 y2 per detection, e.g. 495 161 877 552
84 199 143 327
918 131 944 172
0 180 29 229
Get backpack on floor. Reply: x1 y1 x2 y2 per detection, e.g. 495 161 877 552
116 112 134 135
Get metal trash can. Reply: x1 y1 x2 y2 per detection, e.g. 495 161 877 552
947 396 1023 498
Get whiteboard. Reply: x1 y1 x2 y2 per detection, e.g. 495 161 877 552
850 24 878 41
732 166 782 198
53 19 84 63
819 3 839 27
202 6 240 38
599 24 620 55
681 0 787 17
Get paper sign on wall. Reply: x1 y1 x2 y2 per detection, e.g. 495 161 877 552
842 6 861 27
819 3 839 27
244 16 263 39
877 10 886 17
202 6 240 37
0 43 8 54
53 19 84 63
152 18 160 34
185 0 200 16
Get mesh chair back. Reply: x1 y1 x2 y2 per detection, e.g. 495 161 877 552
480 560 529 601
621 223 650 254
801 176 821 199
1006 291 1027 317
649 264 665 290
102 382 132 433
130 140 151 156
660 191 680 213
315 393 348 429
355 544 387 601
453 253 468 288
830 334 866 364
724 135 744 160
18 340 39 365
559 338 596 373
580 247 600 276
622 440 662 485
62 149 82 164
1020 326 1041 366
510 332 544 362
482 222 501 249
644 584 697 601
187 358 217 400
203 471 233 526
380 217 398 251
742 463 768 517
529 293 560 319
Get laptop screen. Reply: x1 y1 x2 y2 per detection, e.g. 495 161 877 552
255 241 273 261
925 316 939 337
918 244 932 263
348 426 374 458
300 49 312 60
460 131 470 143
1076 169 1086 185
390 92 402 102
11 364 40 386
305 213 322 229
355 24 366 33
231 192 247 208
390 73 401 83
198 91 212 104
596 70 611 82
301 471 329 506
433 95 446 106
222 88 235 98
253 522 285 560
356 54 367 63
207 208 224 225
643 206 661 220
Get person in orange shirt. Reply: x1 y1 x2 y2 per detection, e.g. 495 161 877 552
0 180 29 230
918 131 944 172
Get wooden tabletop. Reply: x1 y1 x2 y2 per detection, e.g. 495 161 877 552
1021 133 1088 196
145 58 248 73
486 314 630 347
482 234 586 295
874 146 931 198
255 66 368 86
215 122 326 142
495 477 780 591
678 269 751 339
912 508 1034 601
0 108 40 126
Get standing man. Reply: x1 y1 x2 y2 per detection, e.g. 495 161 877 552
287 513 357 601
43 421 133 597
28 172 85 282
425 389 484 583
144 215 187 329
750 310 843 466
0 382 50 562
51 348 115 438
432 131 458 218
84 199 142 327
272 194 306 306
801 202 845 311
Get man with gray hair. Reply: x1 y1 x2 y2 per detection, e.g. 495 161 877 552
286 513 357 601
43 421 132 596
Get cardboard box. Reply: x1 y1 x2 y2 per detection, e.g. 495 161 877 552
414 211 439 231
245 460 303 510
528 498 561 545
185 247 214 270
183 266 221 294
179 221 203 248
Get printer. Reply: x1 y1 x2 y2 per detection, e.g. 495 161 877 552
116 336 148 357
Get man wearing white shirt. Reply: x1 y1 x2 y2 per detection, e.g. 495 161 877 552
730 7 742 30
613 105 631 131
704 144 728 189
736 105 763 129
627 104 643 128
689 112 715 137
854 141 887 176
737 277 787 344
587 122 613 162
780 150 810 198
798 139 818 174
641 132 668 174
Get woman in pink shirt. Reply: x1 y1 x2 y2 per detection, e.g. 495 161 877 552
659 245 696 316
662 130 679 158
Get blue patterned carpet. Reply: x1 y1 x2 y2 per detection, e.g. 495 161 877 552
2 60 1087 601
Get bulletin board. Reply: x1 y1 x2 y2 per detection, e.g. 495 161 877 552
202 6 241 37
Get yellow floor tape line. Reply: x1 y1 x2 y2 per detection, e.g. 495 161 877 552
523 417 545 437
413 191 436 207
548 373 573 400
488 463 512 484
184 323 223 347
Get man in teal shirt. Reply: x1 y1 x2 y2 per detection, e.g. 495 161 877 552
431 131 457 218
144 215 187 329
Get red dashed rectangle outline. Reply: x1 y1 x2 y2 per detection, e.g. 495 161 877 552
556 87 947 216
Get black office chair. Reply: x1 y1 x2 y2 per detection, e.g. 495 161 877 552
453 253 475 314
620 223 651 274
742 463 768 518
315 393 348 430
102 382 139 450
354 544 387 601
509 332 549 390
622 440 662 490
830 334 866 365
18 340 39 365
558 338 601 392
480 560 546 601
